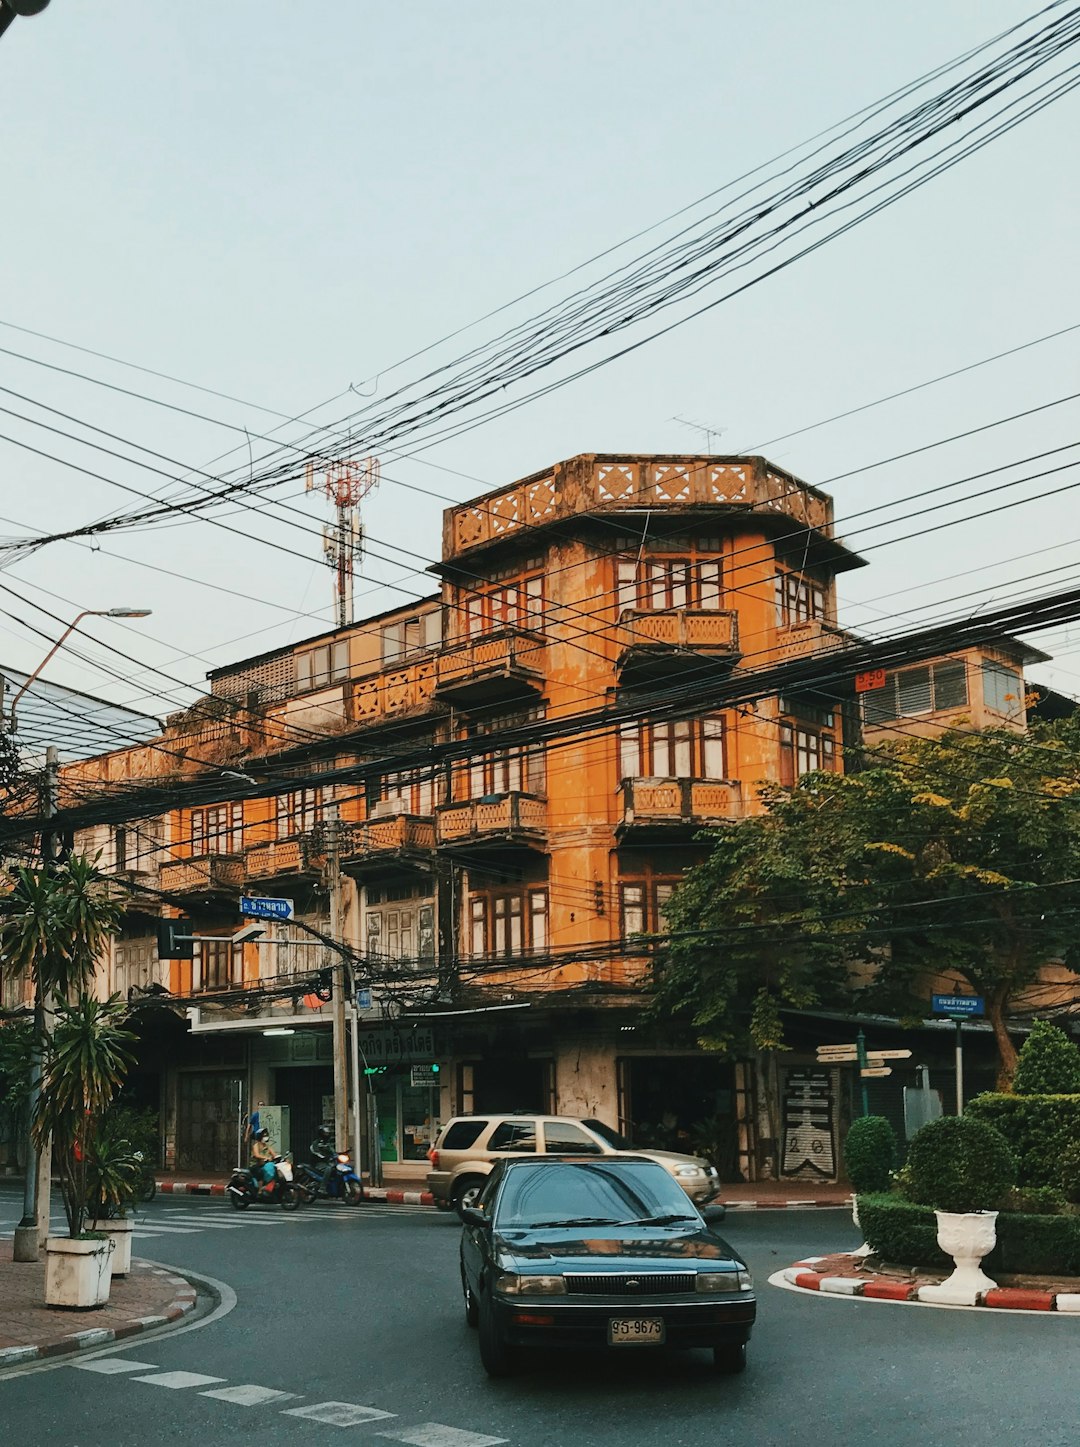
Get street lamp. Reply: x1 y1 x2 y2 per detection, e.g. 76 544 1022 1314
9 603 151 1263
0 0 51 43
8 608 153 733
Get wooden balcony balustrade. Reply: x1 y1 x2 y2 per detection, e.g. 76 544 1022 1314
341 815 436 877
159 853 245 896
436 792 547 850
435 629 546 708
350 654 441 728
616 608 739 684
617 777 743 836
245 837 321 882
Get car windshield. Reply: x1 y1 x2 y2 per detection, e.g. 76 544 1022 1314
493 1160 698 1229
582 1118 634 1150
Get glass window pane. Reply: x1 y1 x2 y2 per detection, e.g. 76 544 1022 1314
674 720 692 777
702 716 725 779
982 660 1022 717
698 559 722 608
933 660 968 711
897 667 933 716
543 1121 602 1154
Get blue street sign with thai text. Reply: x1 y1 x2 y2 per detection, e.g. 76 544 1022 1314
240 895 294 921
932 993 984 1017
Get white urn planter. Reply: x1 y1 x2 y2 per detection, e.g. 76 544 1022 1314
87 1217 133 1278
851 1198 872 1259
918 1210 999 1306
44 1235 115 1309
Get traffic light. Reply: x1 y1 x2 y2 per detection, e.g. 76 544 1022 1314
156 918 194 960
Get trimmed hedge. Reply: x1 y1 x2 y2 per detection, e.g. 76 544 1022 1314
844 1116 896 1194
905 1115 1015 1213
856 1193 1080 1275
966 1093 1080 1188
1012 1021 1080 1096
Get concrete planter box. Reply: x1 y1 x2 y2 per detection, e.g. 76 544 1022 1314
87 1217 133 1278
919 1210 999 1306
44 1235 115 1309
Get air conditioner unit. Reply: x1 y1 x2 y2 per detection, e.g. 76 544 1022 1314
371 799 399 819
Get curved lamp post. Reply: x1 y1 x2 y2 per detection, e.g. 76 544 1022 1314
8 608 152 734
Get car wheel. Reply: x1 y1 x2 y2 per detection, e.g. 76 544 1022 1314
461 1265 479 1328
713 1343 747 1375
450 1177 485 1214
478 1296 516 1378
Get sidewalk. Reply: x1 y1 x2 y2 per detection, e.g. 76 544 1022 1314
153 1172 436 1205
0 1243 199 1369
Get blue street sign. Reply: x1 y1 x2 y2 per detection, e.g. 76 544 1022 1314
356 987 372 1010
240 895 294 921
932 993 985 1018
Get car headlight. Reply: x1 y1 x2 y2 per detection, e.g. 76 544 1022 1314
674 1166 703 1178
492 1272 567 1297
696 1270 754 1294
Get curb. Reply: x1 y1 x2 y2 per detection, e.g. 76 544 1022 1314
154 1180 435 1206
0 1264 198 1370
722 1198 852 1211
781 1259 1075 1312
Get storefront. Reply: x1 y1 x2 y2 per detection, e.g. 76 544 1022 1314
357 1024 442 1173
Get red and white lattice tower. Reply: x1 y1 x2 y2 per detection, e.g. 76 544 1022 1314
305 457 380 628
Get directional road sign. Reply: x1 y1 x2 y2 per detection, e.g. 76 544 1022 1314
240 896 295 922
816 1044 858 1058
932 994 984 1017
861 1067 892 1078
866 1049 913 1061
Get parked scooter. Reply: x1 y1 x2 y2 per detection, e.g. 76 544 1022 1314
296 1149 364 1206
227 1154 301 1210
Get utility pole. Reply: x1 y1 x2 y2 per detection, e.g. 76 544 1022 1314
324 804 350 1151
13 745 57 1262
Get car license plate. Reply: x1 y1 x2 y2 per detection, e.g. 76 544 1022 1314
608 1317 665 1346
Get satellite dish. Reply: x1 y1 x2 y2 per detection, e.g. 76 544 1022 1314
6 1 51 13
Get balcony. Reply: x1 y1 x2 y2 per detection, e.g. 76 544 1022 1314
159 853 244 898
771 619 854 664
617 778 743 839
341 814 436 879
435 629 546 708
616 609 739 687
436 792 547 855
350 653 443 731
245 836 322 884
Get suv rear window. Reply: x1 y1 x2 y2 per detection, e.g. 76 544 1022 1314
488 1120 538 1152
440 1119 488 1150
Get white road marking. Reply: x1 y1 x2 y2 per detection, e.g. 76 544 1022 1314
282 1402 397 1427
125 1224 201 1235
378 1428 509 1447
132 1370 227 1389
72 1358 159 1375
201 1384 299 1406
141 1218 244 1230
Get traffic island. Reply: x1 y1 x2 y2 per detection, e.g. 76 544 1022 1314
0 1242 199 1369
775 1249 1080 1312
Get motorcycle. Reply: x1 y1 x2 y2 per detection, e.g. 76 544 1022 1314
227 1154 301 1210
131 1149 157 1203
296 1150 364 1206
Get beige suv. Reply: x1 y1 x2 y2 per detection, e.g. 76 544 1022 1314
426 1113 721 1212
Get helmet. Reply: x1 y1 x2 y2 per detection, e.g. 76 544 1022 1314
255 1128 270 1141
316 1125 331 1141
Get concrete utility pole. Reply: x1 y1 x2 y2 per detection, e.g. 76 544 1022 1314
324 805 350 1151
13 744 58 1262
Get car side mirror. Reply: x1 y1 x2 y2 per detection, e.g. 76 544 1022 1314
459 1206 490 1229
700 1204 726 1225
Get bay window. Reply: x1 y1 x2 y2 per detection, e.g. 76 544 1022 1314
774 570 826 628
616 551 723 613
276 787 324 840
779 723 837 785
469 889 549 958
191 803 243 855
618 715 726 780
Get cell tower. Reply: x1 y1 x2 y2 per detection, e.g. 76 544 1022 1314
305 457 380 628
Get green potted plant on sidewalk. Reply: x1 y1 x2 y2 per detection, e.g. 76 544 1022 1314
85 1117 140 1278
34 994 137 1307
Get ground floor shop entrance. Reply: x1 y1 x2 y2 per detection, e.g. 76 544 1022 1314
369 1066 440 1164
175 1070 244 1174
272 1065 334 1156
617 1055 740 1181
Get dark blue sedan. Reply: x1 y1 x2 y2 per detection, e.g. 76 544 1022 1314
459 1155 755 1377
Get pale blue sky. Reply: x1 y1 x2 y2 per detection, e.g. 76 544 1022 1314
1 2 1077 721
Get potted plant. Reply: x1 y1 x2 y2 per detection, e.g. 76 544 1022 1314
904 1115 1016 1305
844 1115 896 1256
85 1120 140 1278
34 994 136 1308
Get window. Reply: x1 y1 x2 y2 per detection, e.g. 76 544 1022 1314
618 716 725 780
543 1121 603 1154
620 884 646 937
862 659 970 725
469 889 548 958
191 803 243 855
381 610 441 664
366 896 435 967
441 1119 488 1150
488 1120 538 1153
374 769 436 816
276 788 323 840
466 708 546 798
616 552 723 613
196 939 243 992
779 723 837 785
462 569 546 637
296 640 350 692
114 827 128 871
982 660 1023 719
774 571 826 627
620 880 680 938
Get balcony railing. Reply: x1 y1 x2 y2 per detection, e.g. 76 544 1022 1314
618 777 743 833
246 837 320 881
436 792 547 848
617 608 739 683
770 619 853 663
342 815 436 876
350 654 441 728
159 853 245 896
435 628 546 707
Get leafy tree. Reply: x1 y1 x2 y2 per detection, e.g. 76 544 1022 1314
1012 1019 1080 1095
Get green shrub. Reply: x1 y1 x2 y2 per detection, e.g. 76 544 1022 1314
1059 1143 1080 1204
1001 1185 1068 1216
966 1093 1080 1188
906 1115 1016 1213
857 1193 1080 1274
844 1116 896 1193
856 1193 949 1269
1012 1020 1080 1095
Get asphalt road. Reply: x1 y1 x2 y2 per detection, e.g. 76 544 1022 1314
2 1183 1078 1447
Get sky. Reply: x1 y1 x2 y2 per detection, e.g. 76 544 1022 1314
0 1 1078 731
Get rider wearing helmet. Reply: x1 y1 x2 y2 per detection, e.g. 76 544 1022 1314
309 1124 334 1182
250 1126 276 1194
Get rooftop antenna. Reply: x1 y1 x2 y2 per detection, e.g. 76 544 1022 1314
672 416 727 453
305 456 381 629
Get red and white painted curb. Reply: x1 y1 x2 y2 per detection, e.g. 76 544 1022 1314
155 1180 434 1206
780 1258 1080 1313
723 1198 852 1211
0 1264 197 1370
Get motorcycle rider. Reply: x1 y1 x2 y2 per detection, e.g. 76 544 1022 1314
249 1126 276 1196
308 1124 335 1188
